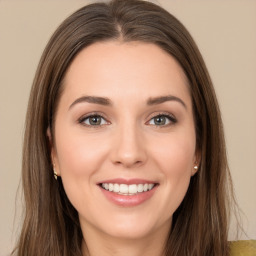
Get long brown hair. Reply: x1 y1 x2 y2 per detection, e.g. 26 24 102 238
13 0 236 255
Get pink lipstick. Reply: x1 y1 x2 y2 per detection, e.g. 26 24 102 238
98 179 158 207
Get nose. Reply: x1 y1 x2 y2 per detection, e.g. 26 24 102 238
110 122 147 168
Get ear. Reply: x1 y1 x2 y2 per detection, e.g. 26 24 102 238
192 149 201 176
47 127 60 176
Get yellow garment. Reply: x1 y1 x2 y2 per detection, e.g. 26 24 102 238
230 240 256 256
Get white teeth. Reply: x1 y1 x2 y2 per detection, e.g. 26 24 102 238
109 183 114 191
143 184 148 192
101 183 155 195
148 184 154 190
138 184 144 192
114 184 119 192
120 184 129 193
128 184 137 194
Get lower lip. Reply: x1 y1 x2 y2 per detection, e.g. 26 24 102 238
99 185 158 207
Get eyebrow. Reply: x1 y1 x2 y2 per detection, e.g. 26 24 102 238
69 94 187 110
147 95 187 109
69 96 112 109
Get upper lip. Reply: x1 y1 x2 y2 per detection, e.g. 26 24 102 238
97 178 158 185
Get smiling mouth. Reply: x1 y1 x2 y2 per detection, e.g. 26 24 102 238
100 183 157 195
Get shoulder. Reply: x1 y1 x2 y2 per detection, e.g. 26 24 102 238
229 240 256 256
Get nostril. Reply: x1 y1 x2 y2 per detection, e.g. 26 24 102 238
114 159 143 168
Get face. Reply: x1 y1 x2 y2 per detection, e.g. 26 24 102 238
51 41 198 241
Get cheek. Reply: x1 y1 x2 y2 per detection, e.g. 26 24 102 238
55 129 108 177
53 127 110 206
54 131 108 213
151 132 196 174
149 132 196 211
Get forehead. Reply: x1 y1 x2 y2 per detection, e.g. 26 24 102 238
61 41 191 106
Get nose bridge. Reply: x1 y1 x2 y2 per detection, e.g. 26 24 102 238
111 117 147 167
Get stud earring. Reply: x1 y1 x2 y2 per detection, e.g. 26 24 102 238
54 171 58 180
53 164 58 180
194 165 198 170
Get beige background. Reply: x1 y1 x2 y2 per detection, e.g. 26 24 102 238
0 0 255 254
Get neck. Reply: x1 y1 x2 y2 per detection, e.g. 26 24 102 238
81 223 170 256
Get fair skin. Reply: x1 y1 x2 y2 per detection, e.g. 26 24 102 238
50 41 198 256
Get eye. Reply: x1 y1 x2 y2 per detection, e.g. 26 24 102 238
148 114 177 126
79 114 108 126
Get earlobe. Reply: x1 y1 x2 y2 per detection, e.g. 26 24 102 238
192 150 201 176
192 165 198 176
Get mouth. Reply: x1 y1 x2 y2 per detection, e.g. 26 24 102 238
100 182 157 196
98 179 159 207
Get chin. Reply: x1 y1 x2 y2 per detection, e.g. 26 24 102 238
104 224 158 240
96 212 172 241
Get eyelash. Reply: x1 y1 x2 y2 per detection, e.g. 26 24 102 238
78 112 109 128
78 112 177 128
147 112 177 127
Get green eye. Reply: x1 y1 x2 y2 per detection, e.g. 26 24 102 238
148 114 176 126
81 115 108 126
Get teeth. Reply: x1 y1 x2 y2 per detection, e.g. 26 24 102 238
148 184 154 190
109 183 114 192
114 183 119 193
120 184 129 193
128 184 137 194
101 183 155 195
138 184 144 192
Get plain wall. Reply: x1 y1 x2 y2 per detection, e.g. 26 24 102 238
0 0 255 254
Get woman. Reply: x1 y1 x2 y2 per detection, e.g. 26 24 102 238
12 0 250 255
